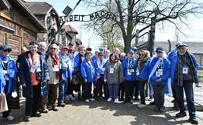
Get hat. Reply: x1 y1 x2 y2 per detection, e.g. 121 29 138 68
177 43 187 49
155 47 163 53
99 48 104 51
0 45 12 52
86 47 92 51
132 47 137 51
128 50 134 55
68 42 74 46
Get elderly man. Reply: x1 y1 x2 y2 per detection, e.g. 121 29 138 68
170 43 199 124
45 43 60 111
38 42 47 58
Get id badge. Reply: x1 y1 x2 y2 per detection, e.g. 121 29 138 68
53 65 59 71
158 69 163 75
183 67 188 74
136 69 139 76
30 67 35 73
130 69 135 73
110 68 114 74
11 92 18 98
36 67 41 72
156 71 161 77
128 70 132 75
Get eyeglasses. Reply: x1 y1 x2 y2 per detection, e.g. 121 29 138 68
69 52 74 54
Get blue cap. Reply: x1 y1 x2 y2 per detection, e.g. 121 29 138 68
128 50 134 54
68 42 74 46
132 47 137 51
0 45 12 52
99 48 104 51
155 47 163 53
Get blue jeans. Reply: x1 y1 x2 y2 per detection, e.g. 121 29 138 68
108 84 120 99
59 81 67 103
175 82 196 117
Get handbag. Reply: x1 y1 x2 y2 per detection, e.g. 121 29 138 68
0 93 9 112
7 92 20 109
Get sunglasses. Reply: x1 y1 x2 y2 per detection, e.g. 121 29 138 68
51 48 56 50
3 50 9 52
139 54 145 56
69 52 74 54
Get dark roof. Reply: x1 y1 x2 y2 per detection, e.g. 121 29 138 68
7 0 46 32
24 2 52 15
63 25 78 34
154 41 203 54
76 38 82 45
0 0 11 10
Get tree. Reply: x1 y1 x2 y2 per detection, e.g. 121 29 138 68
83 0 203 53
98 22 123 52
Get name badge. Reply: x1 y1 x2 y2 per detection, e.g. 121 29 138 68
183 67 188 74
156 71 161 77
158 69 163 75
36 67 41 72
30 67 36 73
130 69 134 73
11 92 18 98
110 68 114 74
128 70 132 75
53 65 59 71
136 69 139 76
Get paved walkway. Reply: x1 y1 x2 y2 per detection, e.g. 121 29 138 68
0 96 203 125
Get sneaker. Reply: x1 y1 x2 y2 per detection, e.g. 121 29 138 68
42 109 48 113
31 112 41 117
150 101 155 105
85 99 90 103
159 107 165 113
189 117 198 124
114 99 119 104
175 112 187 118
89 98 95 102
24 116 30 122
137 104 146 108
107 98 112 102
69 95 75 101
65 96 70 101
6 116 14 121
52 106 59 111
58 102 66 107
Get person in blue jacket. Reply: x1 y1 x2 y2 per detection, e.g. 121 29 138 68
58 46 69 107
95 52 107 98
73 45 86 100
145 47 170 113
122 50 137 104
0 45 18 121
170 43 199 124
81 52 96 103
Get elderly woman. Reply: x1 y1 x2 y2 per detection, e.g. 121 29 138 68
19 42 49 121
104 54 123 103
0 45 18 121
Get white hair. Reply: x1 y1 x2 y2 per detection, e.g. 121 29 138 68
39 42 47 48
120 52 126 57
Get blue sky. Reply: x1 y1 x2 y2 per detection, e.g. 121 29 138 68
26 0 203 49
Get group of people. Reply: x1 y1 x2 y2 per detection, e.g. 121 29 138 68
0 41 200 124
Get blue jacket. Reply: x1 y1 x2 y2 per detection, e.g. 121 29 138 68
19 51 49 97
122 57 137 81
0 67 6 94
81 60 95 83
91 55 98 63
59 54 69 82
95 58 107 79
139 57 171 85
74 53 85 70
67 56 75 80
170 52 199 85
0 56 18 95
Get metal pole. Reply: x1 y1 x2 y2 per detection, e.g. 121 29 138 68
47 0 82 48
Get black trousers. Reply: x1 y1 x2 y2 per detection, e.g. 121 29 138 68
48 84 58 107
133 80 139 99
25 84 41 116
124 80 134 102
153 84 166 108
119 82 125 100
82 82 92 99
